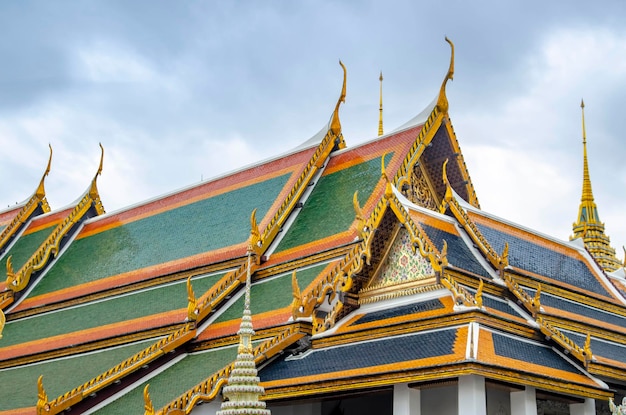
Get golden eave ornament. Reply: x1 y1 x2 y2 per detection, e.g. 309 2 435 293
436 37 454 114
330 60 347 140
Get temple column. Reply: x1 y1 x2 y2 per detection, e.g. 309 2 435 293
569 398 595 415
458 375 486 415
393 383 420 415
510 386 537 415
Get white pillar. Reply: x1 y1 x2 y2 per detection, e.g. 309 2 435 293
510 386 537 415
394 383 420 415
458 375 486 415
569 398 595 415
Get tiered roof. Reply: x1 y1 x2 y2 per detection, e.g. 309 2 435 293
0 40 624 415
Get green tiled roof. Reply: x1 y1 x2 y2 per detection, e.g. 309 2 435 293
0 225 56 274
275 154 391 252
94 345 238 414
215 263 328 324
29 174 290 297
0 338 158 411
1 273 224 348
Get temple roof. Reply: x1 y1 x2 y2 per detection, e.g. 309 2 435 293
0 42 623 414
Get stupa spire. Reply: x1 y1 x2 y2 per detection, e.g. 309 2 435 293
378 71 384 136
217 235 270 414
571 100 621 272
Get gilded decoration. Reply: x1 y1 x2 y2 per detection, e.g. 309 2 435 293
405 163 438 210
362 227 434 295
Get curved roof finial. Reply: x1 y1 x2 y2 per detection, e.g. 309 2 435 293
378 71 384 137
89 143 104 199
35 144 53 200
436 37 455 113
330 60 347 136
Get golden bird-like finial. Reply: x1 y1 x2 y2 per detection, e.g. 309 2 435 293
186 276 197 322
378 71 384 137
330 60 347 138
436 37 455 113
37 375 48 409
35 144 53 201
475 279 484 308
144 384 155 415
88 143 106 215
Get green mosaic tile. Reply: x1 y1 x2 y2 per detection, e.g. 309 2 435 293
29 174 290 297
275 154 391 252
1 273 224 348
0 225 56 275
0 338 157 411
94 345 238 414
215 263 328 324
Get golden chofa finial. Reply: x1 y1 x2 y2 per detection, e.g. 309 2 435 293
35 144 53 201
330 60 347 138
436 37 455 114
378 71 384 137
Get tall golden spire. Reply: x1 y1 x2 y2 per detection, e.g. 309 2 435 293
378 71 384 136
571 100 621 272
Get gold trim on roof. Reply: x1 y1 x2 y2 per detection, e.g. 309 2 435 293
6 146 107 294
158 324 306 414
0 145 52 255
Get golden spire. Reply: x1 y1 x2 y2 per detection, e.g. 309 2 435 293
571 100 621 272
378 71 384 136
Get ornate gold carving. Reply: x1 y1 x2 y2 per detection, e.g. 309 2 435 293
6 180 106 292
475 279 484 308
144 384 155 415
352 191 367 240
291 271 316 320
37 375 48 414
440 158 504 270
440 271 479 307
584 332 593 361
42 323 196 414
0 145 53 254
330 60 347 138
186 277 197 322
531 283 541 315
381 153 393 200
249 208 261 258
159 325 304 414
405 164 437 210
436 37 454 114
536 316 590 368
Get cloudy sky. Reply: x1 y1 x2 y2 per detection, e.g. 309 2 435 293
1 1 625 257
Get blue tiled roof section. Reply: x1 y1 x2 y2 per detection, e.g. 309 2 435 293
565 331 626 363
483 296 523 319
29 173 290 296
420 223 491 279
261 328 457 381
476 222 610 297
530 291 626 329
352 298 445 325
492 332 579 373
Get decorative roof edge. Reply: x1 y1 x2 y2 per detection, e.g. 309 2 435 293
0 145 52 255
4 145 106 298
